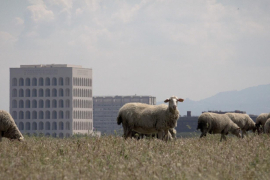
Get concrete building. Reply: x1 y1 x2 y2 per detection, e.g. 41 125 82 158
202 110 246 114
9 64 93 137
93 95 156 135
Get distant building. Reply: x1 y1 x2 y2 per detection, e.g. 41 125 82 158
177 115 198 133
202 110 246 114
10 64 93 137
93 95 156 135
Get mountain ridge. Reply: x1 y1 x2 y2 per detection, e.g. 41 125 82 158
158 84 270 116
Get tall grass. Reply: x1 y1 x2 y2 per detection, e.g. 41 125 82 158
0 135 270 180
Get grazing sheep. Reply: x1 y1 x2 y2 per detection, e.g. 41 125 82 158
264 118 270 134
0 110 24 142
255 113 270 134
197 112 241 142
225 113 256 138
117 96 184 140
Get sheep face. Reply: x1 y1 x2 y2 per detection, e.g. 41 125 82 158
231 127 241 138
255 123 262 134
9 134 24 141
164 96 184 112
257 127 263 135
251 127 257 133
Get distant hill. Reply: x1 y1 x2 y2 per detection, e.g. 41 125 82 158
158 84 270 116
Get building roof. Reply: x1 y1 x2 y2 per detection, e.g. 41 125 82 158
19 64 82 68
93 95 155 98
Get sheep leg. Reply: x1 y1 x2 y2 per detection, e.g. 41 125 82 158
220 134 227 142
0 131 3 142
157 131 164 140
242 130 247 138
122 123 128 137
163 130 171 141
127 130 133 139
124 128 133 139
123 128 130 139
167 130 173 140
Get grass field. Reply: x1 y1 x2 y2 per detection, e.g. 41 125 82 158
1 134 270 180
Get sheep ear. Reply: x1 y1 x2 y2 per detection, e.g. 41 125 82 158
164 99 170 103
177 98 184 102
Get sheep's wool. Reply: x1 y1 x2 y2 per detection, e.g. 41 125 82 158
197 112 241 141
0 110 24 141
117 96 183 140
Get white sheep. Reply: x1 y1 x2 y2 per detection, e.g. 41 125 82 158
197 112 241 142
264 118 270 134
255 113 270 134
117 96 184 140
225 113 256 138
0 110 24 142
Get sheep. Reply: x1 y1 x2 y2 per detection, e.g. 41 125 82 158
0 110 24 142
255 113 270 134
225 113 256 138
117 96 184 140
264 118 270 134
197 112 241 142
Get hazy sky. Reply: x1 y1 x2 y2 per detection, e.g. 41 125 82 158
0 0 270 111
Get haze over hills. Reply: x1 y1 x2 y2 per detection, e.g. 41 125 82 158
158 84 270 116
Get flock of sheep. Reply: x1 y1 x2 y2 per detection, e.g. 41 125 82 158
197 112 270 141
116 96 270 141
0 95 269 142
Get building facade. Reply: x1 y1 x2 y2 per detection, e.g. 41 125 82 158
93 96 156 135
10 64 93 137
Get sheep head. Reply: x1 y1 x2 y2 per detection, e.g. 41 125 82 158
164 96 184 112
255 123 262 134
232 127 241 138
252 126 257 133
5 127 24 142
8 134 24 142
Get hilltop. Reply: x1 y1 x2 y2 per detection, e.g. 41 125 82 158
159 84 270 116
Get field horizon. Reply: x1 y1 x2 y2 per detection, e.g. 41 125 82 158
1 135 270 180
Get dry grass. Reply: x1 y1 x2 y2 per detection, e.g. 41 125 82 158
1 134 270 180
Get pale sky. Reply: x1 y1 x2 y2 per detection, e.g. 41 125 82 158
0 0 270 111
